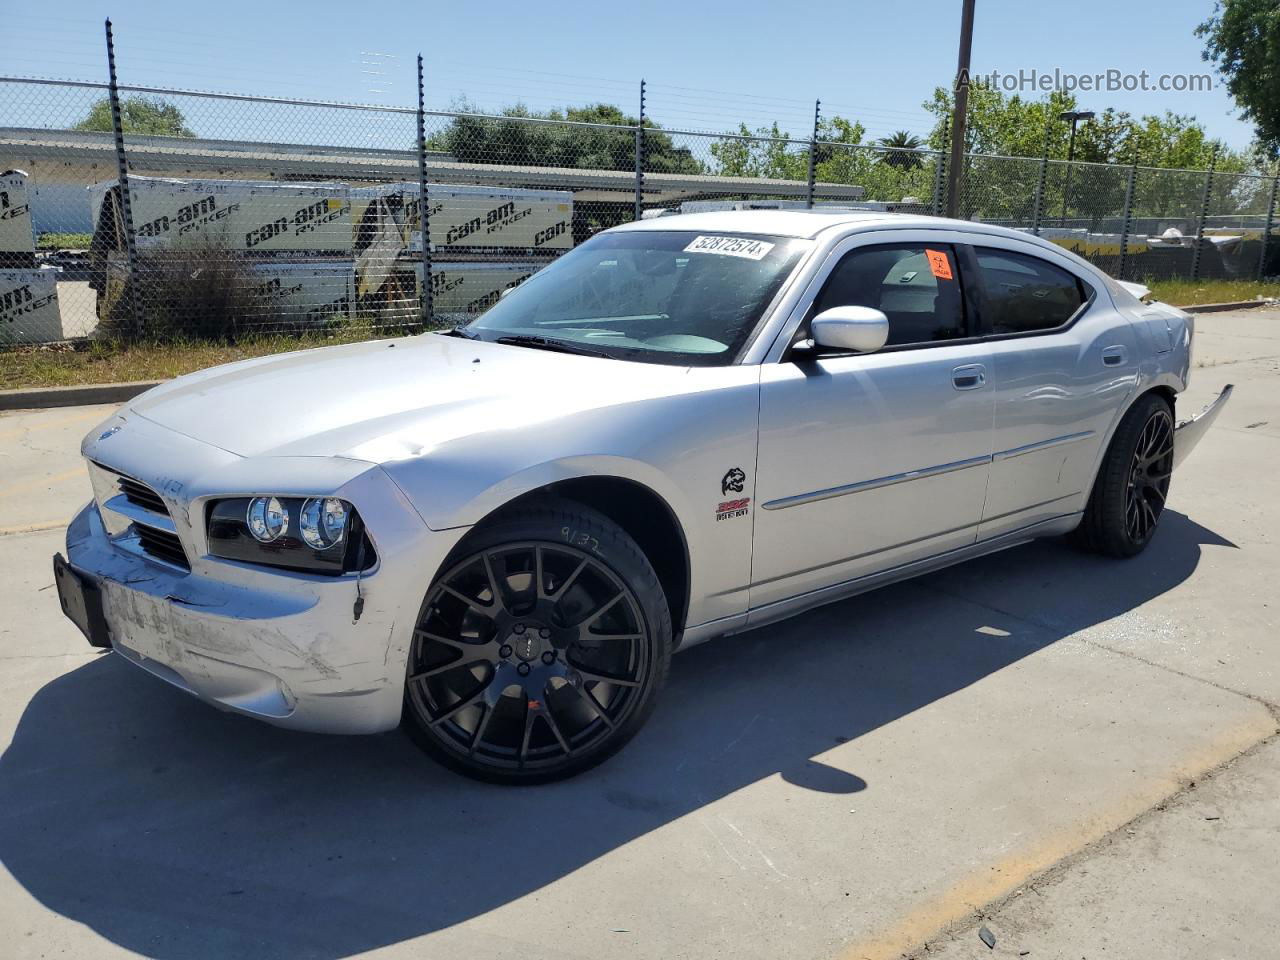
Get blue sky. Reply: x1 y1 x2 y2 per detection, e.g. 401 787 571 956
5 0 1254 150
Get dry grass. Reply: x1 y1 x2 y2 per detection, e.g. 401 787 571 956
1146 278 1280 307
0 328 389 390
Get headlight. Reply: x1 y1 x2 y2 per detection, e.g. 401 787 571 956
299 497 348 550
247 496 288 542
207 496 374 574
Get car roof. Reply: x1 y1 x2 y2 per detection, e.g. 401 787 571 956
609 209 1108 277
612 209 897 239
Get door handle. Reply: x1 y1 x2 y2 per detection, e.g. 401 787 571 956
1102 345 1128 366
952 363 987 391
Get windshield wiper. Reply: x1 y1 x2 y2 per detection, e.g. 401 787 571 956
493 335 615 359
442 326 480 340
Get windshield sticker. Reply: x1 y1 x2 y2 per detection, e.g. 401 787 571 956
925 249 954 280
684 235 775 260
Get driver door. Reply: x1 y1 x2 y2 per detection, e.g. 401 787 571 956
749 238 995 614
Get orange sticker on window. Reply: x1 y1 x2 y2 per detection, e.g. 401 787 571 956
925 249 954 280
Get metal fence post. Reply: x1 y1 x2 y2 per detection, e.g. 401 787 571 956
416 54 433 328
1259 175 1279 281
633 79 646 221
930 118 949 217
1031 124 1051 236
1190 148 1218 281
104 19 141 340
806 99 820 209
1117 161 1138 280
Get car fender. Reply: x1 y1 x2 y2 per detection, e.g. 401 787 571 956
377 378 763 631
424 454 695 535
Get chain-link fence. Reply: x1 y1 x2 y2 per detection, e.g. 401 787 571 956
2 66 1278 347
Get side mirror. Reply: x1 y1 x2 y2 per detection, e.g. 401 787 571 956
809 306 890 354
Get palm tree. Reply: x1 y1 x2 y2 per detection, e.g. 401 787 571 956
879 131 924 170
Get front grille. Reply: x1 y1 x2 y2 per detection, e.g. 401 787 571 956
134 524 190 570
93 466 192 571
118 475 167 514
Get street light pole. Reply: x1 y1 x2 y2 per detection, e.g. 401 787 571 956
1059 109 1094 227
944 0 976 219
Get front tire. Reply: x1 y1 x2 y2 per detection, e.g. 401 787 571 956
402 499 672 784
1076 393 1174 558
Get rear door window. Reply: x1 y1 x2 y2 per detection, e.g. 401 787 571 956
972 247 1089 334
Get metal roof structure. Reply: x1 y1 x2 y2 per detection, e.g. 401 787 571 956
0 127 865 206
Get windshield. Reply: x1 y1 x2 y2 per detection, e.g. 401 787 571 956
460 230 811 365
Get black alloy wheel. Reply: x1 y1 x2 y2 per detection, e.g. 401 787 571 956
1124 406 1174 544
1076 392 1175 558
403 501 671 783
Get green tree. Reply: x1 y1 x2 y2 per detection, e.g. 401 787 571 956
1198 0 1280 159
879 131 925 170
74 96 196 138
922 85 1249 224
709 121 811 180
427 101 701 174
922 85 1240 169
710 117 934 203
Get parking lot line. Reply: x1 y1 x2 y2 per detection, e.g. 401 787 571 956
0 522 65 538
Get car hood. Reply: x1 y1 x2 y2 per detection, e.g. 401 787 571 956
127 333 707 460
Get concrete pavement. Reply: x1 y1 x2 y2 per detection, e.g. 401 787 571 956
922 735 1280 959
0 311 1276 960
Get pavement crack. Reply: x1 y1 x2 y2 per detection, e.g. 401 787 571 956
1072 633 1280 718
918 579 1280 716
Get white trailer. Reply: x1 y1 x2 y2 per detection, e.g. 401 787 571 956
89 177 574 259
1 170 36 265
424 260 542 316
356 259 542 322
89 177 353 255
351 182 573 256
0 268 62 343
246 260 353 326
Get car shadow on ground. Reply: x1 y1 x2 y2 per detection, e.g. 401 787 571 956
0 512 1233 959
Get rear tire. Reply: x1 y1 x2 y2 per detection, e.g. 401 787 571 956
1075 393 1174 558
402 499 672 784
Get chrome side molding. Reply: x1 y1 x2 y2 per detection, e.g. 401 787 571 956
761 455 991 511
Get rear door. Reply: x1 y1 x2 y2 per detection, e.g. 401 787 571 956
963 242 1139 540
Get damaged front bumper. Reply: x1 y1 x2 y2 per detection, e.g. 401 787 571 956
58 496 462 735
1174 384 1233 470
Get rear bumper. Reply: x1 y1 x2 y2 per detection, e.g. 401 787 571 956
1174 384 1233 470
62 497 464 735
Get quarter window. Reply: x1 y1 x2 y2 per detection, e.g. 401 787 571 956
973 248 1088 334
811 244 967 347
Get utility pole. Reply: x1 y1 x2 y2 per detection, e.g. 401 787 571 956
944 0 976 219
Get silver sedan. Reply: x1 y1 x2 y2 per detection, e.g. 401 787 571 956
54 210 1231 782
